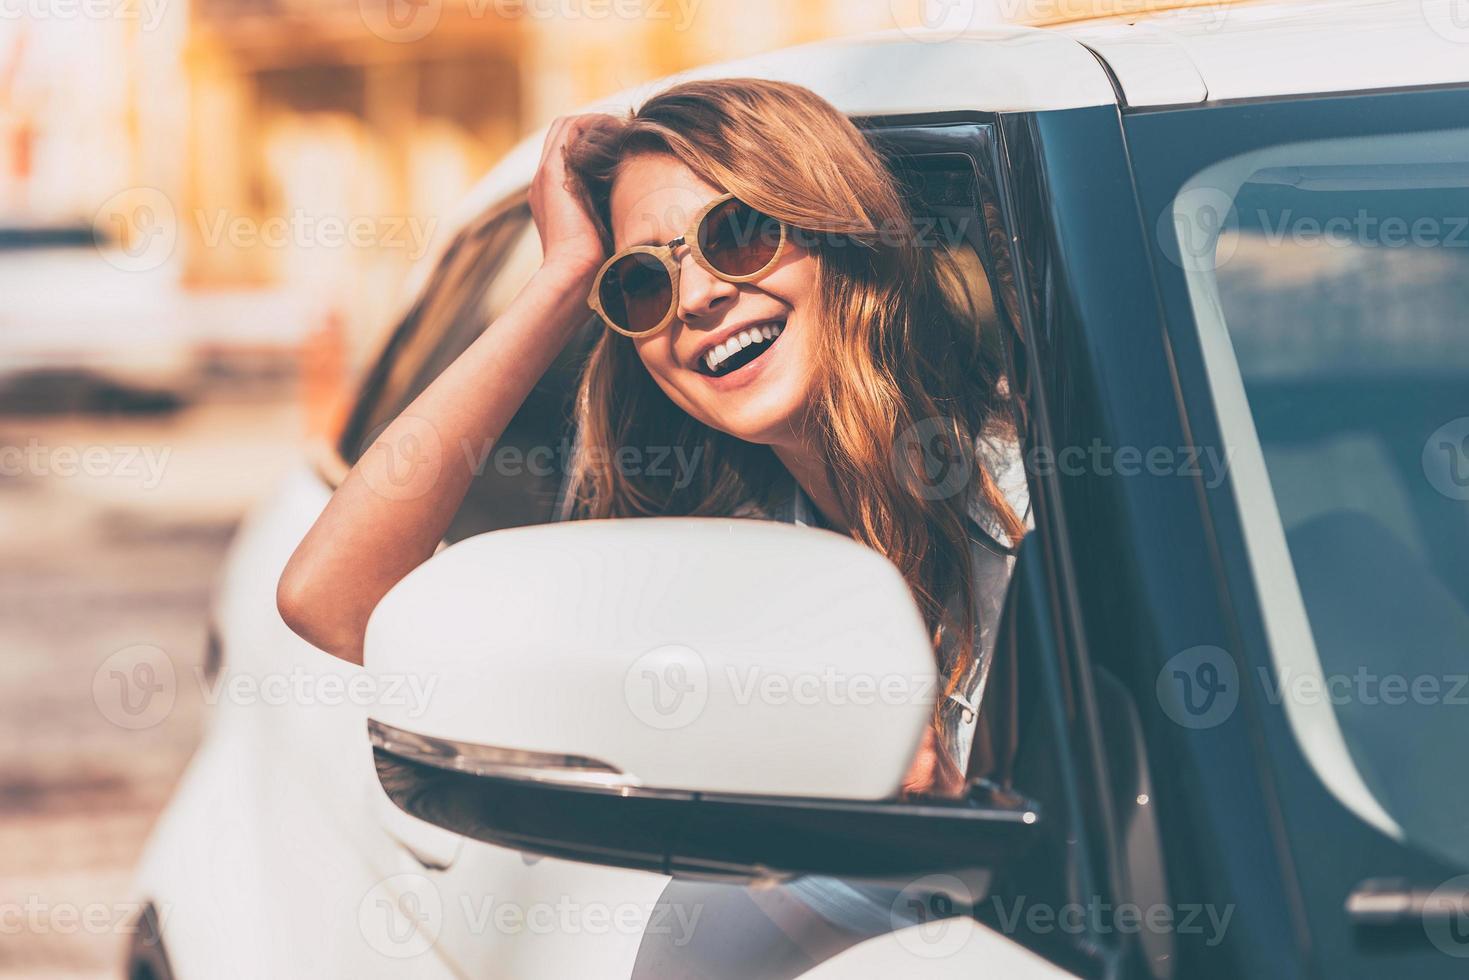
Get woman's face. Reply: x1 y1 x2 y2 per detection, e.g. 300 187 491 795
607 153 820 450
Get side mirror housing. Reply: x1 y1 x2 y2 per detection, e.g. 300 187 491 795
367 518 1039 880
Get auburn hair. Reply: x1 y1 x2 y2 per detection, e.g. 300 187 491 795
563 78 1025 735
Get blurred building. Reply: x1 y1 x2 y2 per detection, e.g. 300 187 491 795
178 0 910 341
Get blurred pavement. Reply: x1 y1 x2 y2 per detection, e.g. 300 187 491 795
0 384 304 978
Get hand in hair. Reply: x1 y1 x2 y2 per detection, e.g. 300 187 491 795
530 114 618 280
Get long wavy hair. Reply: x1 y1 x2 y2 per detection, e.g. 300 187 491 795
563 78 1025 731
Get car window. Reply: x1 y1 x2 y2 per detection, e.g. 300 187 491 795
338 205 531 460
336 202 599 540
1172 128 1469 867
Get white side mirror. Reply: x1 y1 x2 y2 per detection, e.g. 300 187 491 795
365 518 1040 880
366 518 934 799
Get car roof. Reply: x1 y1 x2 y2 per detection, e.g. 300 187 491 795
428 0 1468 281
1064 0 1469 107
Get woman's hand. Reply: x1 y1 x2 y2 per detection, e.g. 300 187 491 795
529 114 613 281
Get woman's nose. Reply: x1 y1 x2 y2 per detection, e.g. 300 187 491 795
675 250 738 323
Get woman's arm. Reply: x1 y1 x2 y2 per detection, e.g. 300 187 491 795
277 116 608 664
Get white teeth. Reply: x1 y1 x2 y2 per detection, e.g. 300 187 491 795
701 321 785 374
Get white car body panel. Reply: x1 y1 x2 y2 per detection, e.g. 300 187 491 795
132 467 456 978
1070 0 1469 107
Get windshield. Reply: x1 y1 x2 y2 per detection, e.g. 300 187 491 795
1172 128 1469 868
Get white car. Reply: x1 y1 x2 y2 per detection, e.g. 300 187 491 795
130 3 1469 977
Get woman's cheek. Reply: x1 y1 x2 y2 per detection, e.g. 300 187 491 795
633 342 702 418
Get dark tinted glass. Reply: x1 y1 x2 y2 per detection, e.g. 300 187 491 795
601 251 673 333
698 197 782 277
1192 135 1469 867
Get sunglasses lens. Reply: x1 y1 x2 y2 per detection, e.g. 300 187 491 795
698 197 783 278
599 252 673 334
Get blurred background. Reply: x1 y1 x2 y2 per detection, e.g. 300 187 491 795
0 0 1222 975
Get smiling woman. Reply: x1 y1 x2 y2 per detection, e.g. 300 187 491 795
275 77 1025 796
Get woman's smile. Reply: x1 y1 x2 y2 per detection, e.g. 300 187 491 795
693 318 786 379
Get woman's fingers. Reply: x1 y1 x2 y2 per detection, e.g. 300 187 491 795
530 114 616 275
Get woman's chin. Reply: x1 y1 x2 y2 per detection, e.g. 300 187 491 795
704 388 809 448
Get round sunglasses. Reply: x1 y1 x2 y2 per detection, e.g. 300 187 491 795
587 193 788 338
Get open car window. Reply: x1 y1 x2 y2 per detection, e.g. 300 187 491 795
335 202 599 540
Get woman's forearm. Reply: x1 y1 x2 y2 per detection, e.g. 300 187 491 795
277 259 598 664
